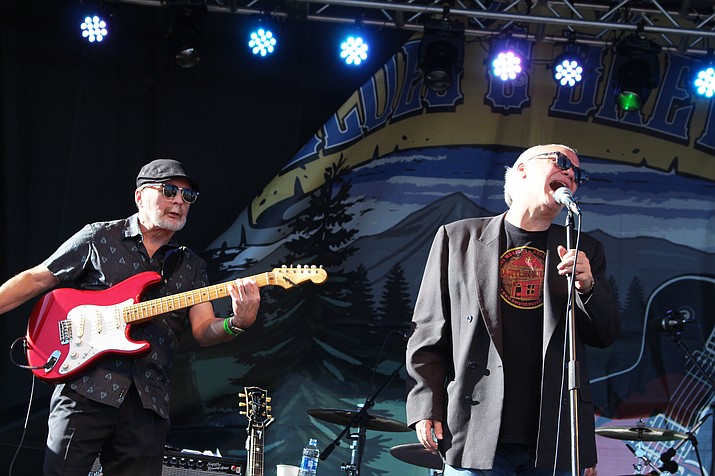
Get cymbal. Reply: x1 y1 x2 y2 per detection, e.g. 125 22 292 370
307 409 411 432
596 425 689 442
389 443 443 470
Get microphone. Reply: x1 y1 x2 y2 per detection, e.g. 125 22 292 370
553 187 581 215
658 309 694 332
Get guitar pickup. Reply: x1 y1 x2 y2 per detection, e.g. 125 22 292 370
58 320 72 345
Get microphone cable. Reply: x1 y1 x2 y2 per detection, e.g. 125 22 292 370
8 374 36 476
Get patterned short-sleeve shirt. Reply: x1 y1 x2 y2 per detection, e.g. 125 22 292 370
43 213 210 419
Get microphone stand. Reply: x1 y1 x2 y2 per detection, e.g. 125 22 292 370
565 210 581 476
320 362 405 476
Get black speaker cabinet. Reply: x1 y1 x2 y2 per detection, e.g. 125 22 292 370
89 450 245 475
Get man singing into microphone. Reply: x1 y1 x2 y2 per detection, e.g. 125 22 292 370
405 144 621 475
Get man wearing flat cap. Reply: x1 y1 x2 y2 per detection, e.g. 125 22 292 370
0 158 261 475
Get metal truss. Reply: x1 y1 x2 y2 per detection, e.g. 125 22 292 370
110 0 715 54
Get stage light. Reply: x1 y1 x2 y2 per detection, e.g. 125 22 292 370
552 50 584 87
80 15 108 43
692 59 715 98
249 27 277 57
418 12 465 93
488 37 528 82
164 5 205 68
612 35 661 111
492 50 523 81
340 36 368 65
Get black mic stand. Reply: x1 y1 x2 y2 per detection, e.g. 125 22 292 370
320 362 405 476
660 320 715 475
564 210 581 476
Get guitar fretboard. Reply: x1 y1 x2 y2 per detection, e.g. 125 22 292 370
247 427 265 476
121 272 278 323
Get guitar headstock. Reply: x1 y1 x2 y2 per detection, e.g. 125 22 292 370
272 265 327 289
239 386 272 428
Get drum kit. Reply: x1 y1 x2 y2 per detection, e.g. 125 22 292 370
307 408 443 475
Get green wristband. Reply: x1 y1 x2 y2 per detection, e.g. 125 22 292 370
223 317 244 336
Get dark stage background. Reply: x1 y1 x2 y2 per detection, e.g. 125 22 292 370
0 1 410 473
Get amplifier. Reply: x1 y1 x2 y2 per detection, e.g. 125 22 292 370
89 450 245 475
162 450 245 475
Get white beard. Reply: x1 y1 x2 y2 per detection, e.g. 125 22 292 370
147 207 186 232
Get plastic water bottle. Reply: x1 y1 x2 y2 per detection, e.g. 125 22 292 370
298 438 320 476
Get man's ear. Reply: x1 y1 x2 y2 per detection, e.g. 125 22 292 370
518 162 527 178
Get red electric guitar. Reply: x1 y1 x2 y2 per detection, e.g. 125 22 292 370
23 265 327 383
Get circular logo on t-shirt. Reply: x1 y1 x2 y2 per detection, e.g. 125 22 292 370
499 246 546 309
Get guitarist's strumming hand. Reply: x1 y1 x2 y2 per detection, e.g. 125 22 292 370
228 277 261 330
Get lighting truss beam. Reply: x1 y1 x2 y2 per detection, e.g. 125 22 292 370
104 0 715 55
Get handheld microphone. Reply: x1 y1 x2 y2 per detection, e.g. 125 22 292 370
553 187 581 215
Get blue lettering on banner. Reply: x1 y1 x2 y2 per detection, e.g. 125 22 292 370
644 54 696 144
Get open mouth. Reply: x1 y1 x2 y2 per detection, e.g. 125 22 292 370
549 180 568 191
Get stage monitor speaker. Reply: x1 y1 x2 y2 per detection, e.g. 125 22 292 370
89 449 245 475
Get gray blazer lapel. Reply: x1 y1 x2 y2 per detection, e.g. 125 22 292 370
543 226 568 355
475 214 505 356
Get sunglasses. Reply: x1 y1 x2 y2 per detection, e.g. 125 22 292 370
528 151 589 185
143 183 199 203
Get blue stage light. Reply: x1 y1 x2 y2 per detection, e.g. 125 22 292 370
693 63 715 98
249 27 277 57
553 52 584 87
80 15 108 43
340 36 368 65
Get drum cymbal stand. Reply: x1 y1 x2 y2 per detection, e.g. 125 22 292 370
626 442 662 475
340 421 367 476
322 363 405 476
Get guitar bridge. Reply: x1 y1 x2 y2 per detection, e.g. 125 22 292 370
58 319 72 344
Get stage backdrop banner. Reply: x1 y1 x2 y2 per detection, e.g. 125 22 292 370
166 36 715 476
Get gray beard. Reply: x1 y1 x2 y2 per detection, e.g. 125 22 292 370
148 209 186 232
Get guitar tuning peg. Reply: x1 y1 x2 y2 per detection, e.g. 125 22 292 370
239 410 247 416
238 393 245 398
310 265 316 268
239 402 247 407
266 397 272 402
267 406 272 412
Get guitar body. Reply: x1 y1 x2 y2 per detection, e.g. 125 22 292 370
25 271 162 382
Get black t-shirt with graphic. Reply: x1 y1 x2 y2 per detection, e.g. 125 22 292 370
498 220 548 444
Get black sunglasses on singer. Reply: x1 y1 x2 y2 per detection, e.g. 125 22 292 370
143 183 199 203
529 151 589 185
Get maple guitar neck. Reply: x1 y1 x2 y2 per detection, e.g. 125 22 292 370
123 266 326 324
